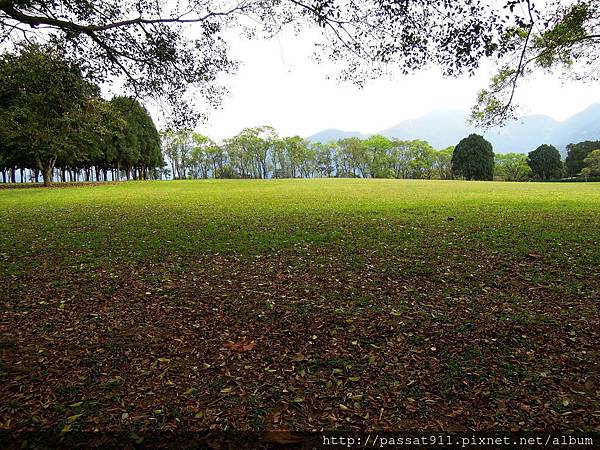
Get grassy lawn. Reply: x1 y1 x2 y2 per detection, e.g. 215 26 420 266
1 179 599 432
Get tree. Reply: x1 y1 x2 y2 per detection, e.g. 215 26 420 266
565 141 600 177
336 138 365 178
312 142 336 178
433 147 454 180
451 134 494 181
472 1 600 126
108 97 162 180
189 133 219 179
161 129 195 179
527 144 563 180
581 149 600 179
364 135 393 178
389 140 414 179
1 1 562 124
0 44 108 186
406 140 437 179
287 137 313 178
495 152 531 181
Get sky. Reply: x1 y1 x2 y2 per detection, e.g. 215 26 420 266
180 27 600 140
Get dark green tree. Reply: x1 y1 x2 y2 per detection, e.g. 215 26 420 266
565 141 600 177
0 44 107 186
527 144 563 180
451 134 495 180
108 97 162 180
581 150 600 179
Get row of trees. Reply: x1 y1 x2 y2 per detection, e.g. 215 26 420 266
161 127 456 181
0 45 162 186
161 129 600 182
2 46 598 186
451 135 600 182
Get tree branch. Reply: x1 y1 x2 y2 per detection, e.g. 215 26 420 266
0 2 244 33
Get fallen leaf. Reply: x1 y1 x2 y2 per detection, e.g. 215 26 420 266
225 340 256 352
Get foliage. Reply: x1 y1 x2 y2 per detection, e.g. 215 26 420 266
432 146 454 180
108 97 163 180
581 149 600 178
161 129 195 180
0 46 163 185
494 152 531 181
157 131 461 181
472 1 600 126
565 140 600 177
0 44 106 185
451 134 495 180
363 135 393 179
527 144 563 180
0 1 555 125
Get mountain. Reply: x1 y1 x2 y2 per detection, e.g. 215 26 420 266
306 104 600 154
377 109 473 149
481 114 559 153
553 103 600 148
306 129 366 143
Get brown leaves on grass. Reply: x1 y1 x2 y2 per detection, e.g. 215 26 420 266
1 250 599 434
224 339 256 352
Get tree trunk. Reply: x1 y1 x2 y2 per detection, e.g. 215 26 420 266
36 157 56 187
42 167 53 186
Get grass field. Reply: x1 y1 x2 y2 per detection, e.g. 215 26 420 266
1 179 599 433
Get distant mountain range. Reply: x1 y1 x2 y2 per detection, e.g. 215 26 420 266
307 103 600 154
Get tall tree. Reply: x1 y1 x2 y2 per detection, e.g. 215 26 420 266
451 134 495 181
0 44 108 186
312 142 336 178
162 129 194 179
406 140 437 179
109 97 162 180
527 144 563 180
364 135 393 179
433 147 454 180
389 140 416 179
565 141 600 177
580 149 600 179
495 152 531 181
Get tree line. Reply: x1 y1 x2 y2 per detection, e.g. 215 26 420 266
2 46 600 187
0 44 162 186
161 128 456 181
162 129 600 182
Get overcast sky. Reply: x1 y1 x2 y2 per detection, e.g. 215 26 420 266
186 28 600 140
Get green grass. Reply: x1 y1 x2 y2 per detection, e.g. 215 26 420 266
1 179 599 433
1 179 600 271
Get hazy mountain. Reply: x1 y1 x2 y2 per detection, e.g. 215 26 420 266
378 109 476 150
479 114 559 153
306 129 366 143
553 103 600 148
306 104 600 154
